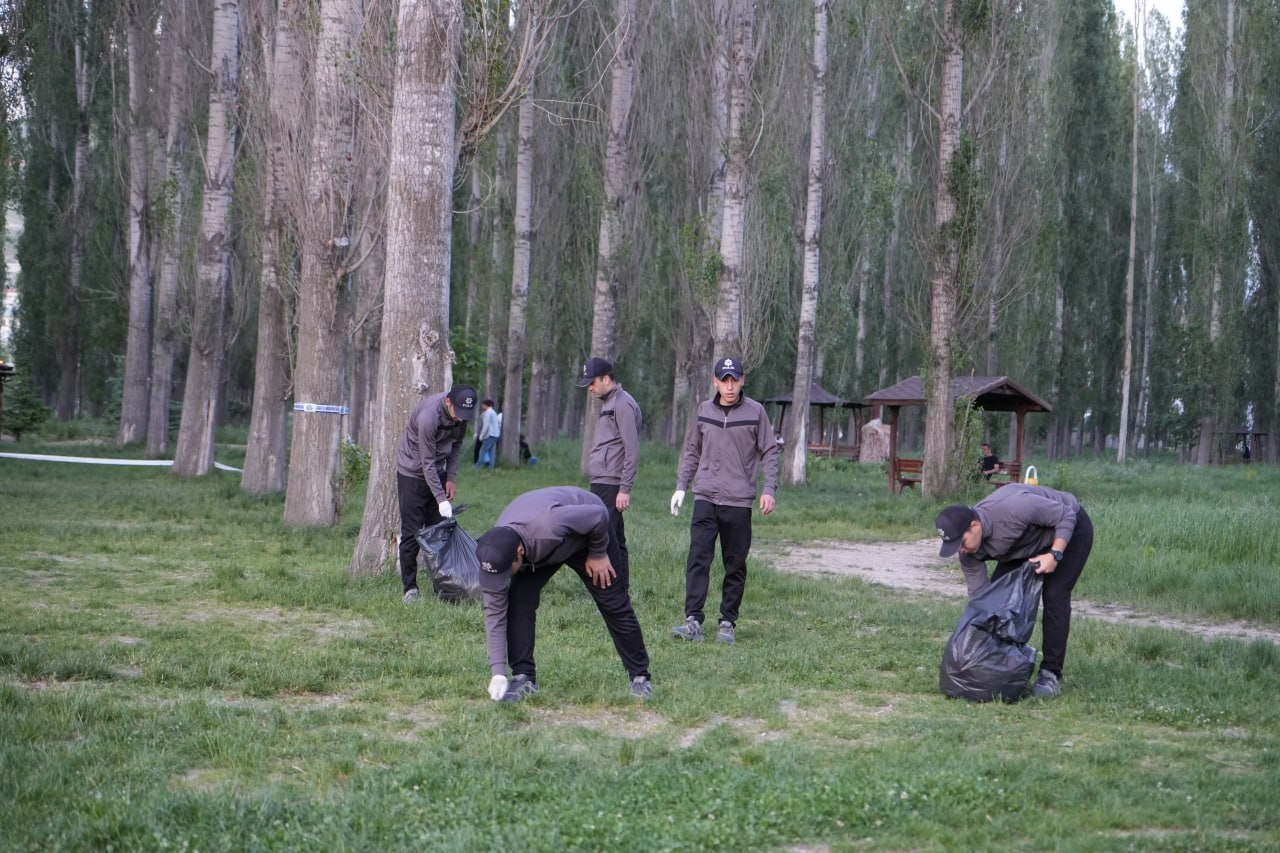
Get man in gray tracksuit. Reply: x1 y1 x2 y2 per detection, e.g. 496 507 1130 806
475 487 653 702
577 356 642 576
935 484 1094 698
669 357 779 645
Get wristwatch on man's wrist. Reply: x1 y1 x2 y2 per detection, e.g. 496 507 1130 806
1049 549 1064 562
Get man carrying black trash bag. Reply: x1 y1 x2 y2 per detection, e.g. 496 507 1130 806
936 483 1094 698
474 487 653 702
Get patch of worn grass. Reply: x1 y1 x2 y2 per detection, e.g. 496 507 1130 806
1 442 1278 850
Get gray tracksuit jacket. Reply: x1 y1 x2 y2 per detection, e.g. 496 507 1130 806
959 484 1083 595
481 487 611 675
676 394 779 507
587 384 641 493
395 391 467 502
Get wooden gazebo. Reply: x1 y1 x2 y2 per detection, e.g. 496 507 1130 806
863 375 1052 492
764 382 865 458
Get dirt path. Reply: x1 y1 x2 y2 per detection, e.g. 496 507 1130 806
765 539 1280 645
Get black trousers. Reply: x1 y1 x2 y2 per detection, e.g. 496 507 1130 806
506 547 650 681
397 472 444 593
683 500 752 626
990 508 1094 679
589 482 629 575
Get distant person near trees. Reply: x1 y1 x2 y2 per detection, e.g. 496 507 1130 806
475 486 653 702
395 384 477 603
577 357 641 579
476 399 501 469
980 442 1002 479
669 357 779 645
935 484 1094 698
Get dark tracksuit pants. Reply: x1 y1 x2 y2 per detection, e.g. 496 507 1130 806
506 547 650 682
990 508 1094 679
589 483 629 576
397 471 444 593
683 499 752 626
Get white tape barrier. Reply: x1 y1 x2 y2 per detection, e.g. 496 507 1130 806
0 451 242 473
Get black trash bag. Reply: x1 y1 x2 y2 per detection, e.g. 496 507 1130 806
416 517 481 603
939 562 1044 702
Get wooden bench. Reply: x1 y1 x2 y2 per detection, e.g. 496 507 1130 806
895 457 923 491
808 443 861 460
987 461 1022 487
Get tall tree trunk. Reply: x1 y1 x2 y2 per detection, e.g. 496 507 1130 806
484 124 510 404
922 0 963 496
116 6 154 447
58 37 93 420
500 89 535 466
146 0 189 459
1118 0 1143 463
173 0 240 477
350 0 461 575
711 0 755 360
243 0 306 494
581 0 636 473
782 0 828 487
285 0 362 527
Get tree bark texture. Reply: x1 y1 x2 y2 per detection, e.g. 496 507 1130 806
500 89 535 466
351 0 460 575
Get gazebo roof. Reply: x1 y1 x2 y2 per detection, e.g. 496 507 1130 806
764 381 864 408
864 375 1052 413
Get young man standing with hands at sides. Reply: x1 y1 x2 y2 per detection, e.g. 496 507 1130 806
577 357 641 579
476 398 501 469
935 483 1094 698
474 486 654 701
395 384 477 603
669 357 779 645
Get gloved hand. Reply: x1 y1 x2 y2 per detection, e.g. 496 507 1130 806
670 490 685 516
488 674 508 701
438 500 453 519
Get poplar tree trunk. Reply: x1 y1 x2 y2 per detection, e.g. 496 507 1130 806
243 0 306 495
58 39 93 420
350 0 460 575
484 124 510 407
500 90 535 466
922 0 963 497
285 0 362 527
116 7 154 447
146 0 189 459
711 0 755 360
1118 0 1143 464
173 0 240 477
782 0 828 487
581 0 636 473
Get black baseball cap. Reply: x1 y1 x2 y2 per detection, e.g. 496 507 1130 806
476 527 523 592
714 357 744 380
576 357 614 387
448 385 478 421
935 505 977 557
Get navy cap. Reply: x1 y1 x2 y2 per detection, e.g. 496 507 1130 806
713 357 744 380
448 385 478 421
476 527 523 592
935 505 977 557
575 357 614 388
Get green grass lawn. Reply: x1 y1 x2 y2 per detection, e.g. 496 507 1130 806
2 438 1278 850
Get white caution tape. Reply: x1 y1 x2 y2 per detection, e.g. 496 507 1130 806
0 452 242 473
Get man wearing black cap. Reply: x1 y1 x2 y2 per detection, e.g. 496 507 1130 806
395 384 477 603
576 357 642 579
935 483 1094 698
669 357 779 645
475 486 653 701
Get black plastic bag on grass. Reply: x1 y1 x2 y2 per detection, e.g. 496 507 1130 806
416 515 481 603
939 562 1043 702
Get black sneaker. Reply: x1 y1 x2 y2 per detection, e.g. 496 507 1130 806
501 674 539 702
1031 669 1061 698
629 675 653 699
670 616 704 641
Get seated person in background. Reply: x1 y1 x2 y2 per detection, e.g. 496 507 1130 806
980 442 1002 479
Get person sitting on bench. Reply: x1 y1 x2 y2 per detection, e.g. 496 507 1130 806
980 442 1002 480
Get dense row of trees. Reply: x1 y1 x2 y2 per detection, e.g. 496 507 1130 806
2 0 1278 550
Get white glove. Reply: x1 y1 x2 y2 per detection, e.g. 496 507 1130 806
438 500 453 519
670 490 685 516
488 674 508 701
